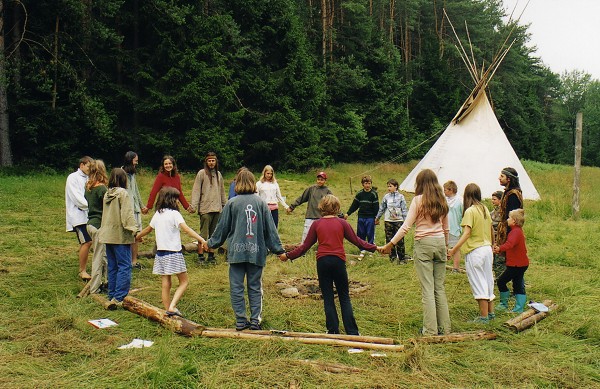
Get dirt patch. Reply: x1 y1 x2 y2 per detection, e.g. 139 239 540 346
276 277 370 299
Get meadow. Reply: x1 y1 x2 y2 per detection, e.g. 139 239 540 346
0 161 599 388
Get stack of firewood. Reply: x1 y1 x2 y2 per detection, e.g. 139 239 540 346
504 299 558 332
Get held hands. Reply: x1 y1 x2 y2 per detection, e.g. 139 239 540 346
186 206 195 214
286 207 293 214
201 241 210 252
279 253 288 262
374 218 380 225
141 207 149 215
493 245 500 254
135 233 143 243
377 243 392 255
343 213 349 220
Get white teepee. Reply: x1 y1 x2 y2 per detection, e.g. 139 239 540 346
399 12 540 200
399 88 540 200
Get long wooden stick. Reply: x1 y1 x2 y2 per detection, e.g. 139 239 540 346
410 330 496 344
203 327 395 345
120 296 404 350
199 329 405 351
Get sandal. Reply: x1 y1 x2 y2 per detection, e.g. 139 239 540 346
166 309 183 318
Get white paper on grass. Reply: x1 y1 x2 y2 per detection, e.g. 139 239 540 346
88 318 118 329
118 339 154 349
528 302 549 312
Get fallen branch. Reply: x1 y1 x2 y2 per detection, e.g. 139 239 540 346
507 304 558 332
409 330 497 344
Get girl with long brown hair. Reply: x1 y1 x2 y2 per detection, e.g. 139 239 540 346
379 169 451 335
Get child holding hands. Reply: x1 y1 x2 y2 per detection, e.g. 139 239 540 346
493 208 529 313
136 187 207 317
280 195 377 335
203 169 284 331
375 179 408 264
344 175 379 259
447 183 495 323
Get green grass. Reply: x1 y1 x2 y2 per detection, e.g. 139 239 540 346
1 162 599 388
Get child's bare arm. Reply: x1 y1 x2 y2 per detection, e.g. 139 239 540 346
136 225 153 242
179 222 206 245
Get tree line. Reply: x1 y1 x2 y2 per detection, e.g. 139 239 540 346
1 0 598 172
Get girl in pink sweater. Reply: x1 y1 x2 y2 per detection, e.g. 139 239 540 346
379 169 451 336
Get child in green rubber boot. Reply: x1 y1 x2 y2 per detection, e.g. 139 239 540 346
493 209 529 313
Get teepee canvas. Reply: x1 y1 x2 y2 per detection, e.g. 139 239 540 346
399 88 540 200
400 11 540 200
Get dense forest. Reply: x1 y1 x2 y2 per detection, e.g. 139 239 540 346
0 0 598 172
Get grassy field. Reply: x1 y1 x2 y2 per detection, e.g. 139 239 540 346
0 161 599 388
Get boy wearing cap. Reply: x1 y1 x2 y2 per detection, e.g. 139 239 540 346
287 172 332 243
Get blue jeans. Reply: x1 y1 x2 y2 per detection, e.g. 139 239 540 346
106 244 132 301
270 209 279 229
317 255 359 335
229 262 264 325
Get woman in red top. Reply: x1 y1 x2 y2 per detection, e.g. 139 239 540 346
280 195 376 335
144 156 193 214
493 208 529 313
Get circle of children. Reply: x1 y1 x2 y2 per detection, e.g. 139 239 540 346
66 150 528 336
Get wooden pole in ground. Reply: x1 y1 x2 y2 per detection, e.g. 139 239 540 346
572 112 583 220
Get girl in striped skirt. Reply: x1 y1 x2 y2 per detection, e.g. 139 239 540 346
136 187 206 317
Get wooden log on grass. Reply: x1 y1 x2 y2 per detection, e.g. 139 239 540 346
199 329 405 351
118 296 404 350
90 293 117 310
410 330 497 344
77 280 92 298
203 327 395 344
504 299 553 327
507 304 558 333
121 296 205 336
